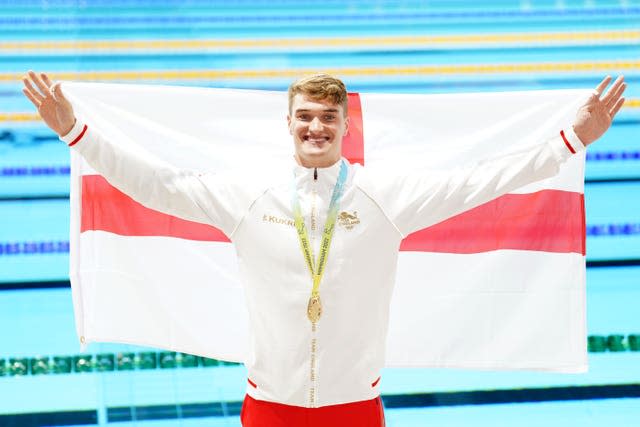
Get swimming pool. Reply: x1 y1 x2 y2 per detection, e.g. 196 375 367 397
1 1 639 426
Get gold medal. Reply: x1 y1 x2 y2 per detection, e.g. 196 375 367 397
307 295 322 323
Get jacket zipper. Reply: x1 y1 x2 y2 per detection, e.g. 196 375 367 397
309 167 318 407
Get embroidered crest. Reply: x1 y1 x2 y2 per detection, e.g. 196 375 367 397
337 211 360 230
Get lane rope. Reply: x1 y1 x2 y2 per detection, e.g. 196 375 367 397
1 30 639 51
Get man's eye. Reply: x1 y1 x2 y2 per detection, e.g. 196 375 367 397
324 115 336 121
297 115 309 121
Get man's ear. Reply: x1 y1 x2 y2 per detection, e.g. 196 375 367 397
287 114 292 135
344 115 350 136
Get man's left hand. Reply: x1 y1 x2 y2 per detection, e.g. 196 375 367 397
573 75 626 146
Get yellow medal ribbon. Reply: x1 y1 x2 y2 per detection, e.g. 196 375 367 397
292 161 348 324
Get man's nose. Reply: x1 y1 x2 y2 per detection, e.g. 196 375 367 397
309 117 322 132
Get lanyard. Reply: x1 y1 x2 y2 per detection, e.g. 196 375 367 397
292 160 348 323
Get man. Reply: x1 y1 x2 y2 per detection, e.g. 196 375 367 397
22 71 625 426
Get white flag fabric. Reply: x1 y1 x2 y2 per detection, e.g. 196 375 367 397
64 82 590 372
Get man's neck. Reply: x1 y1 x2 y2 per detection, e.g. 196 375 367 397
294 154 341 169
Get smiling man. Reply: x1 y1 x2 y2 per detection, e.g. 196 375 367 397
23 71 625 427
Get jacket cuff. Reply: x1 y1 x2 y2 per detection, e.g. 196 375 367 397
60 120 88 147
560 127 585 154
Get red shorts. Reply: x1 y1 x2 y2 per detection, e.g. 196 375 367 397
240 394 386 427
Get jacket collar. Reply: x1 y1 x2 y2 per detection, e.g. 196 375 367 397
293 157 345 185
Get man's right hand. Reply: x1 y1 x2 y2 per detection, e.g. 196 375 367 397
22 70 76 137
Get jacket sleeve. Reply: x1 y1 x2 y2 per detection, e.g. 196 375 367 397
357 129 585 237
61 119 260 237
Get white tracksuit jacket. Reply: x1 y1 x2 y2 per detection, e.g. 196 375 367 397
62 120 584 408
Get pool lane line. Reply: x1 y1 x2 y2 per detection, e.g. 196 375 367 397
2 60 640 83
1 6 640 26
2 30 639 51
1 99 638 123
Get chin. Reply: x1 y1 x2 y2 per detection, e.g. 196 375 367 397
295 138 341 166
304 147 329 156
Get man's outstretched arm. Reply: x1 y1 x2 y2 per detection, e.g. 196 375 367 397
22 71 256 236
359 75 626 237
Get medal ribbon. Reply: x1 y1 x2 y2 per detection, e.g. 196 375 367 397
292 161 348 299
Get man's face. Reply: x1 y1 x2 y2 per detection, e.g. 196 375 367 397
288 93 349 168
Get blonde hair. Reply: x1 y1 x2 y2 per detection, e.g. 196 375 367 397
288 74 348 116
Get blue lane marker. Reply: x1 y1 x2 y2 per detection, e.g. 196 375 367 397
0 241 69 255
586 152 640 161
1 166 70 176
587 224 640 236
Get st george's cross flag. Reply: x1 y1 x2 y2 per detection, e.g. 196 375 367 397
63 82 590 372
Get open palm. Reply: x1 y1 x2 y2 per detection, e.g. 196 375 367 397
22 70 76 137
573 76 626 146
